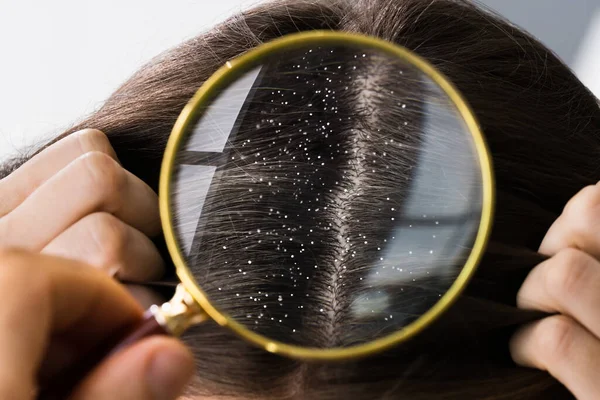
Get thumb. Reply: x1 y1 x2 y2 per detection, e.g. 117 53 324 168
70 337 194 400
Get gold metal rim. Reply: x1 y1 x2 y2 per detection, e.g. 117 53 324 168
159 30 495 361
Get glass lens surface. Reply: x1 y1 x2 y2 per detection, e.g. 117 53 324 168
168 41 485 349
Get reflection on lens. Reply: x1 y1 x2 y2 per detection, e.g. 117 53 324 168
169 41 484 350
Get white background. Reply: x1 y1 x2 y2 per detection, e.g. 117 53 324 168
0 0 260 161
0 0 598 162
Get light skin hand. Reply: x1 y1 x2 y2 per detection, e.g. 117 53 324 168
510 183 600 400
0 129 164 305
0 249 193 400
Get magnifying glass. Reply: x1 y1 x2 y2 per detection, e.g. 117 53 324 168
42 30 494 397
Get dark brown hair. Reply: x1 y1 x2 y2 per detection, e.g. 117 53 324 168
3 0 599 398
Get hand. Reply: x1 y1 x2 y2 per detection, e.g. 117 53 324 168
0 129 164 305
0 249 193 400
510 183 600 400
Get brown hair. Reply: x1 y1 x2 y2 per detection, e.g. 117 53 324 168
3 0 599 398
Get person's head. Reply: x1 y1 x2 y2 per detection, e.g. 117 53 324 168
3 0 600 398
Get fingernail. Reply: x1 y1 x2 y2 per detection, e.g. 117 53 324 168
509 323 536 368
147 344 194 400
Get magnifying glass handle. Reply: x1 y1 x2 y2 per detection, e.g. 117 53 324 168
36 311 170 400
37 284 204 400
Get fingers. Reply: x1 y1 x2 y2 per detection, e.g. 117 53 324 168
0 151 160 250
0 249 142 399
539 184 600 258
510 315 600 400
516 248 600 340
42 212 164 282
0 128 162 291
70 337 194 400
0 129 118 218
513 185 600 400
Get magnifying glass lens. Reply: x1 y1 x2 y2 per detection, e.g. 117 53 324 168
168 42 485 349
